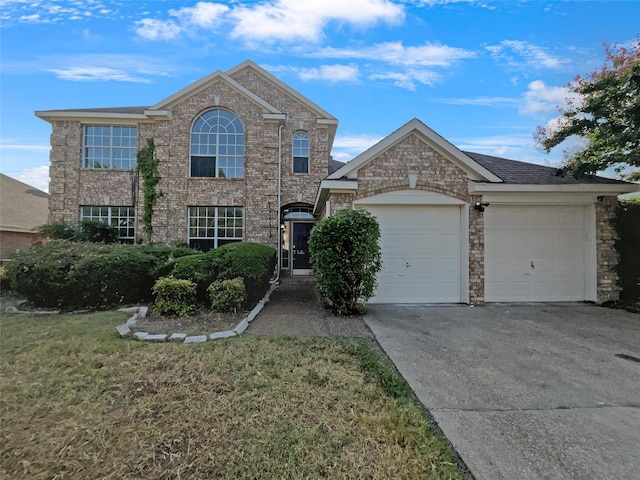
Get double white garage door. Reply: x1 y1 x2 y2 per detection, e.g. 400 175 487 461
363 203 592 304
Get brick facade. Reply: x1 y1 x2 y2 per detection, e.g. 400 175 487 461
39 61 630 304
45 64 333 251
595 196 620 302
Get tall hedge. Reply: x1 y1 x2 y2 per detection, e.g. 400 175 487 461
309 209 382 316
5 241 195 310
613 199 640 304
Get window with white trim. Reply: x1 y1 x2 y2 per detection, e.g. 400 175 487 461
83 126 137 169
188 206 243 251
79 206 135 241
190 109 244 178
292 131 309 174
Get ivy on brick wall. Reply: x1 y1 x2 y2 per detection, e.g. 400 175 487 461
137 138 161 238
613 199 640 305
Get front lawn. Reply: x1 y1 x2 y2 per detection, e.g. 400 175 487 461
0 312 465 479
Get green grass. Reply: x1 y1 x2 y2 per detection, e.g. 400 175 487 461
1 312 465 479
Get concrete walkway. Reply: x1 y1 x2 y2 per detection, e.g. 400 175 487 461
365 304 640 480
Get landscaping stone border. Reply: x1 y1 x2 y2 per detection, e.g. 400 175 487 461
115 282 279 344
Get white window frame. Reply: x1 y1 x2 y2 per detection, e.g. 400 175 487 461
292 131 309 174
190 109 245 178
187 206 243 250
83 125 137 170
79 205 135 240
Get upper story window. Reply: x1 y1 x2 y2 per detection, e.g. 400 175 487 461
292 131 309 174
190 109 244 178
83 126 137 169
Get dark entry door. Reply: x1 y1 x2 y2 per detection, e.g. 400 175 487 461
292 222 313 273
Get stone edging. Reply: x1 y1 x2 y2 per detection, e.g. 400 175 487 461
115 282 279 344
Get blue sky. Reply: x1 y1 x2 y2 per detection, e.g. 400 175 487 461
1 0 639 192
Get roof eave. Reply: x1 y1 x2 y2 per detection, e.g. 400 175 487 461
469 181 640 194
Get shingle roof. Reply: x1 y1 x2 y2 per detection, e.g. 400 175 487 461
328 158 345 175
0 174 50 233
464 151 629 185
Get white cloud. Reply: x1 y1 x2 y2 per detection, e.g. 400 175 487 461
134 18 181 41
298 64 360 82
231 0 404 43
435 96 518 107
370 69 440 90
314 41 475 66
169 2 229 28
0 143 50 151
17 166 50 193
520 80 577 116
46 66 152 83
332 133 384 161
2 0 121 25
487 40 565 70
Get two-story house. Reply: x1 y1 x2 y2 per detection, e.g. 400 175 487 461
36 60 639 304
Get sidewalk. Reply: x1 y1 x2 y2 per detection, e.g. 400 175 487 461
246 277 374 340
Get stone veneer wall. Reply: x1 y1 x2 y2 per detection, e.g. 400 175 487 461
595 196 620 302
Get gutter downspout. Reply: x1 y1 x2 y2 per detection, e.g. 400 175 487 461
272 123 284 284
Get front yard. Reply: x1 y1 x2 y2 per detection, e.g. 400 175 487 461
0 311 465 479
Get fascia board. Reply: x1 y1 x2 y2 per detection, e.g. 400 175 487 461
313 179 358 213
151 70 282 114
227 60 338 121
469 181 640 194
35 111 147 123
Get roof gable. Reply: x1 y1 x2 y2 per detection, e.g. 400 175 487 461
150 70 281 114
227 60 337 121
328 118 502 183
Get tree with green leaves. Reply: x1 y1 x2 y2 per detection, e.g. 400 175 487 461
536 40 639 181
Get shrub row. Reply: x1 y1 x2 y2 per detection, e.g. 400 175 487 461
5 240 276 312
5 241 193 310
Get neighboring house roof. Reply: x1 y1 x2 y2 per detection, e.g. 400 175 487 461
0 174 49 233
465 151 630 185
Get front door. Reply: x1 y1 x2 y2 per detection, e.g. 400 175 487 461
292 222 313 275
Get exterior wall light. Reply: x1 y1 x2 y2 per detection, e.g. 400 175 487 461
474 201 490 212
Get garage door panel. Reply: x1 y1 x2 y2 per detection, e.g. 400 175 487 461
365 205 462 303
485 205 587 302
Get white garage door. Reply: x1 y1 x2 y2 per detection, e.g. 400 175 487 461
364 205 463 303
484 205 588 302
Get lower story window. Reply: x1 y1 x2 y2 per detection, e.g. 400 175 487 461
79 206 135 241
188 206 243 251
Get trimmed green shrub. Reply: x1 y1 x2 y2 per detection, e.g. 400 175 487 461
166 242 276 305
4 241 197 310
152 277 196 317
210 242 276 304
0 266 10 292
613 199 640 305
309 209 382 316
35 220 119 243
208 277 246 313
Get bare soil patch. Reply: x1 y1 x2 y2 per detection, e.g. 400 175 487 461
133 308 247 335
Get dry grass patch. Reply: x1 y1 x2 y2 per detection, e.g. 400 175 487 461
1 312 465 479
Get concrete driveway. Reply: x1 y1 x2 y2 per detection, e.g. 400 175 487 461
364 304 640 480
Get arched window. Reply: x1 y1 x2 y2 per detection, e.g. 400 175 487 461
190 109 244 178
292 131 309 174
